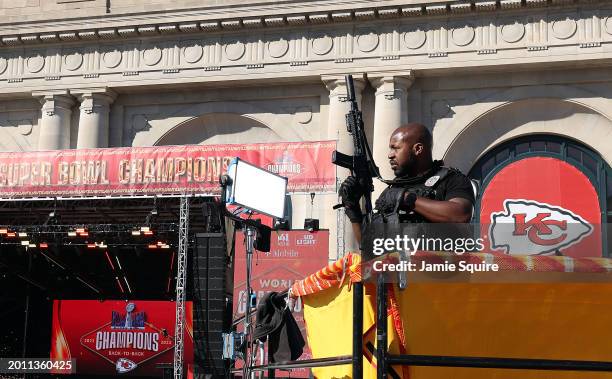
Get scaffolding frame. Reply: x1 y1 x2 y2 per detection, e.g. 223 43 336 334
173 195 190 379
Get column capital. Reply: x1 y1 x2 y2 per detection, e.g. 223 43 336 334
369 72 415 100
73 88 117 114
321 74 366 98
32 90 75 116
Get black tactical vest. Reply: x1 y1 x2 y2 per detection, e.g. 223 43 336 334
371 166 451 224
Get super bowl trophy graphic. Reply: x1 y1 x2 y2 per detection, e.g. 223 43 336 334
124 303 135 329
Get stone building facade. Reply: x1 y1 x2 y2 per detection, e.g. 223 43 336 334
0 0 611 258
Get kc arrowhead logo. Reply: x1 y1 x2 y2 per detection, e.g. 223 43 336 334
489 199 593 255
115 358 137 373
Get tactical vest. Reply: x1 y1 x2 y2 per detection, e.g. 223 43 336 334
371 167 452 224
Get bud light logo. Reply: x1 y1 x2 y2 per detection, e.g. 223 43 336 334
297 234 315 245
489 199 593 255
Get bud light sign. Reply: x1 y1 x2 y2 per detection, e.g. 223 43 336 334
480 157 601 257
233 230 329 377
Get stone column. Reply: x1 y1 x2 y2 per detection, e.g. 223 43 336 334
369 73 414 197
74 89 117 148
34 91 75 150
321 74 366 255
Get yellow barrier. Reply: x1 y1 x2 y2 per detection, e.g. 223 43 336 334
293 253 612 379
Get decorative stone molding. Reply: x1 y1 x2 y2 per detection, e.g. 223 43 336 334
138 26 158 36
158 25 178 34
322 74 366 100
426 5 447 15
287 16 307 25
74 88 116 114
78 31 98 40
265 17 286 27
33 90 74 116
369 73 415 100
0 0 602 50
308 13 330 24
450 3 472 13
500 0 522 9
40 33 59 42
355 10 376 20
378 9 400 18
59 32 78 41
475 1 496 11
178 23 200 33
21 35 39 44
0 4 607 95
2 37 20 46
200 22 221 31
242 18 263 28
402 7 423 16
221 20 241 29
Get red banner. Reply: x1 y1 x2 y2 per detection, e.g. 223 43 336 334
0 141 336 199
50 300 193 377
233 230 329 378
480 157 602 257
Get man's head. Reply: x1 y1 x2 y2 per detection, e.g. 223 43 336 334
388 123 433 177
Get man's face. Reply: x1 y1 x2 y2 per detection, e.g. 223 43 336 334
388 132 415 177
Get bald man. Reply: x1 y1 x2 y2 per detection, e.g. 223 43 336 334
339 123 474 241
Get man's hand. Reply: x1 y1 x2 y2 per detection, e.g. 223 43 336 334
375 187 417 214
339 176 364 223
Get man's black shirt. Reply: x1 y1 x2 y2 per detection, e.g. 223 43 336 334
375 160 475 223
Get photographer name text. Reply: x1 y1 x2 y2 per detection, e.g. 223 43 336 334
372 260 499 274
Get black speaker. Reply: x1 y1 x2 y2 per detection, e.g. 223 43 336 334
254 223 271 252
193 233 231 379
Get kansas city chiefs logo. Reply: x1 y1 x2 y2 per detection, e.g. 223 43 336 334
115 358 137 373
489 199 592 255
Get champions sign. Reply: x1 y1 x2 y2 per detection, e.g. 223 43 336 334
50 300 193 377
0 141 336 199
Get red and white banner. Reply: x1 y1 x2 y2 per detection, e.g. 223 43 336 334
233 230 329 377
0 141 336 199
50 300 194 377
480 157 601 257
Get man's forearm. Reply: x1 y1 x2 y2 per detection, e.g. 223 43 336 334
412 197 472 223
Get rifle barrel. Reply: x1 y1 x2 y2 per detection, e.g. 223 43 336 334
345 75 356 108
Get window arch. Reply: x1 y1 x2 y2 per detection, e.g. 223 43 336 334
468 134 611 256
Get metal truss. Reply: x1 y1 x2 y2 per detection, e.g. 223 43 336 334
174 196 189 379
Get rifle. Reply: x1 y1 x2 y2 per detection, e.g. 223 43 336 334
332 74 380 218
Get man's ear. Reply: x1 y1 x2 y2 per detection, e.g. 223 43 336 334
413 142 423 156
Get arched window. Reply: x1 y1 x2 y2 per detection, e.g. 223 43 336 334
469 135 610 257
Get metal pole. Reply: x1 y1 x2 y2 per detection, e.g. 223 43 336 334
22 249 32 379
352 281 363 379
173 196 189 379
247 356 354 372
385 355 612 371
268 339 276 379
243 226 255 379
376 275 387 379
